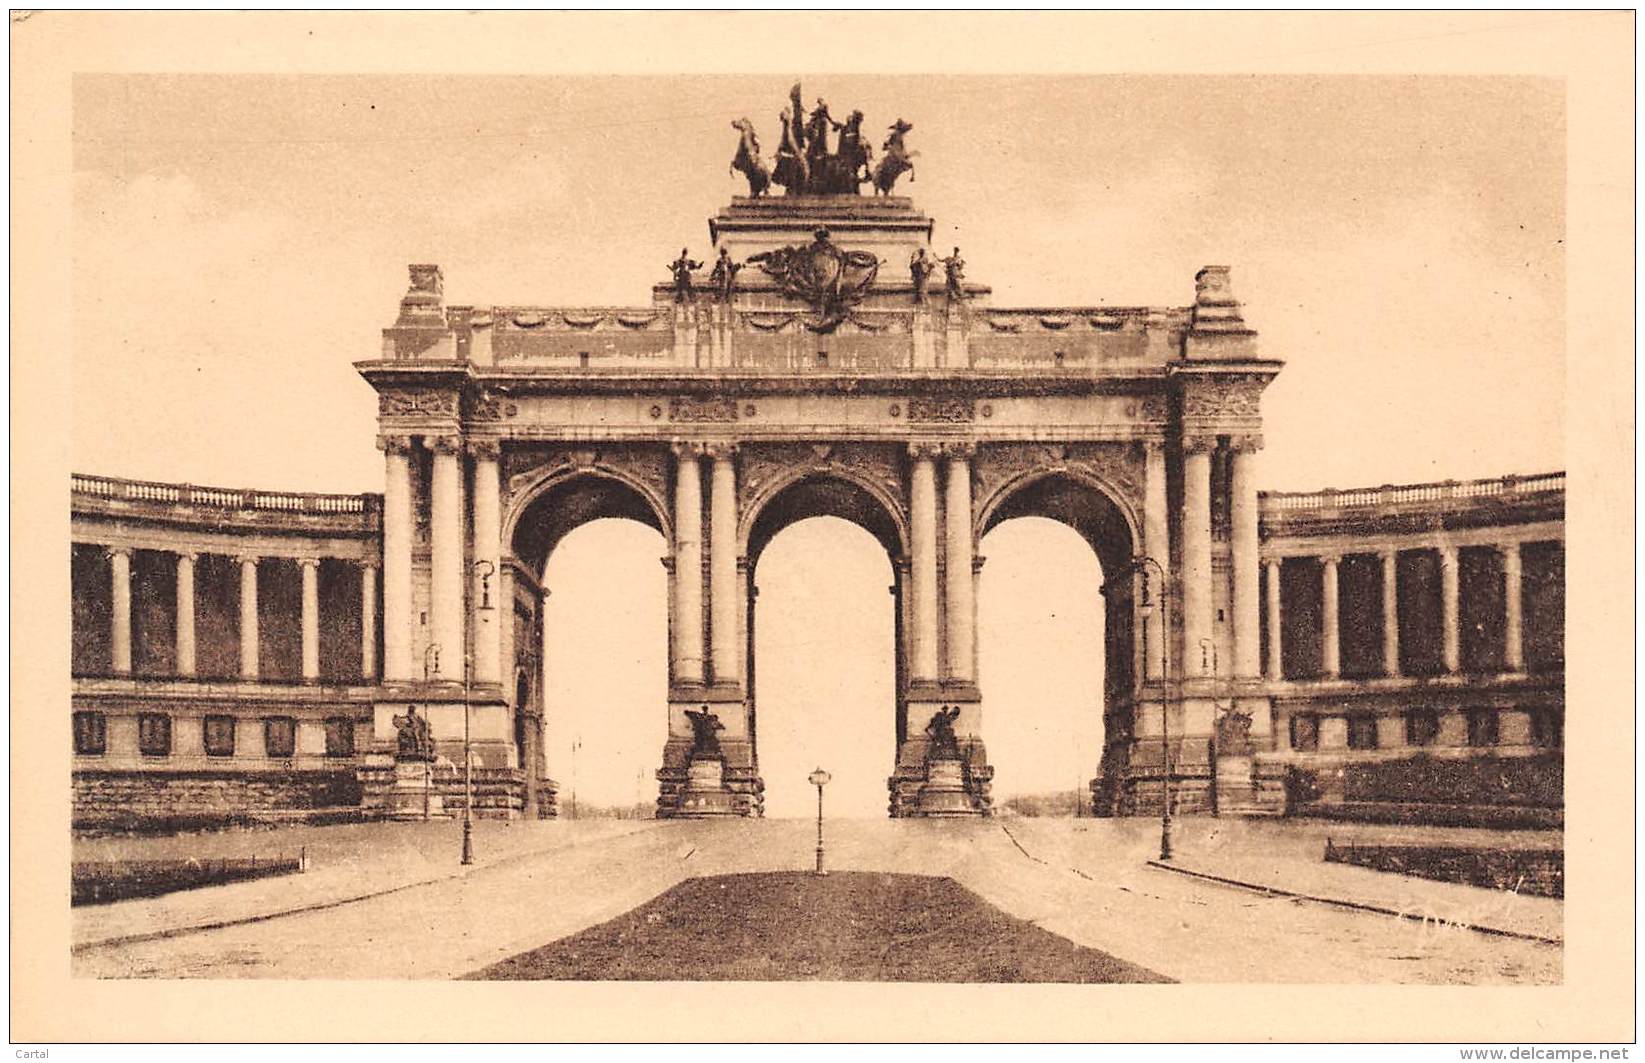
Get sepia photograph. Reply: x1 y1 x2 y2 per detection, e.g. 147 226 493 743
11 10 1634 1046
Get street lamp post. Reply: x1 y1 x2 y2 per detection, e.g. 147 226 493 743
808 768 831 876
1201 637 1223 817
1133 554 1174 862
422 644 441 822
463 559 497 867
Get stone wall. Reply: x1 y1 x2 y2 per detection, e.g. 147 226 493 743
73 769 363 830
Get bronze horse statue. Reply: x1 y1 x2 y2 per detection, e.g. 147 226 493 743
872 118 917 196
730 118 772 198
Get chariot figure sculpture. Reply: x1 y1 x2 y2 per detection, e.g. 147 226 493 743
730 86 915 197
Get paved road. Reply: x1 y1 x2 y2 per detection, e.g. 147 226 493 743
73 818 1560 983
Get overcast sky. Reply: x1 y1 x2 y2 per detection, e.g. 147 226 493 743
70 74 1566 813
73 73 1564 494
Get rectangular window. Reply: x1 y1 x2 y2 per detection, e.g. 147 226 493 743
264 716 297 758
1467 708 1499 748
73 711 107 755
1289 713 1319 752
1531 708 1563 749
1405 708 1440 747
1347 714 1379 750
324 716 355 758
203 714 237 757
138 713 172 757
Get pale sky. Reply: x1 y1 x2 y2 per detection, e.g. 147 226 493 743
70 75 1565 813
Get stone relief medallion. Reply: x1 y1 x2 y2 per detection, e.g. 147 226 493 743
668 396 739 423
906 396 975 423
378 388 457 417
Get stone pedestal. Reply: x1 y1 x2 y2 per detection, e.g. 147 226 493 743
675 757 738 818
917 758 975 817
388 756 447 820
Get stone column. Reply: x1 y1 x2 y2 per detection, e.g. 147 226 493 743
238 555 259 680
1439 545 1460 673
174 552 196 677
429 435 464 681
360 562 377 680
300 557 321 680
1264 559 1283 679
471 441 503 686
1502 541 1524 673
1143 442 1169 680
379 434 414 682
1180 439 1214 675
709 443 740 685
1228 440 1262 678
108 547 132 674
1320 555 1340 678
908 444 940 683
671 442 705 685
1381 550 1400 677
942 444 975 683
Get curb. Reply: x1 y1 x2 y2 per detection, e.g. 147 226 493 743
1145 860 1562 947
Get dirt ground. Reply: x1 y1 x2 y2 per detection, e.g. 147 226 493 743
469 870 1171 982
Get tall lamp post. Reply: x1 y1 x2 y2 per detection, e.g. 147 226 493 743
1201 637 1225 817
422 644 441 822
463 559 497 867
808 768 831 876
1133 554 1174 861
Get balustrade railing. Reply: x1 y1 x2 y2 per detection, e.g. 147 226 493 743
1262 472 1563 513
72 473 378 515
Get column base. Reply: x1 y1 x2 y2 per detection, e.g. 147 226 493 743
889 698 991 817
655 697 763 818
387 755 448 819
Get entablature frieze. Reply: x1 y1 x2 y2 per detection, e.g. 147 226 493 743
72 527 380 564
1259 518 1565 560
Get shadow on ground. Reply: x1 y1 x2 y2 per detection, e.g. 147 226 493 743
466 870 1171 983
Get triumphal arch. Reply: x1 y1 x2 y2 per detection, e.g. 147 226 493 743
359 90 1281 818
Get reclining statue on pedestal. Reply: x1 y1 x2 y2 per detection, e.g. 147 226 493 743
925 705 963 763
393 706 434 761
684 705 725 761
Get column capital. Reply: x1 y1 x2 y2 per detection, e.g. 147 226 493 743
705 441 739 460
941 441 977 460
1226 433 1264 454
235 553 260 567
467 438 502 462
299 557 322 571
659 555 676 573
427 434 464 456
1498 539 1522 559
376 433 415 455
104 545 133 561
1319 552 1342 566
1181 434 1219 455
671 440 709 460
359 558 378 572
1437 542 1459 562
907 441 943 460
174 549 198 563
973 555 987 573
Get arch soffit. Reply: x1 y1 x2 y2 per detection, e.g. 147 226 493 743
504 462 673 567
975 465 1142 567
739 462 910 562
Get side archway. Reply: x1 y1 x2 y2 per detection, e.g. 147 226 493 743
505 465 672 819
976 468 1140 815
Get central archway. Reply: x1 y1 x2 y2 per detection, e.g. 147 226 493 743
743 469 909 816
